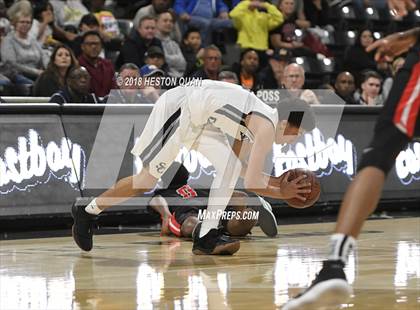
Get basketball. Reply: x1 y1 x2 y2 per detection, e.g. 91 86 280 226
280 168 321 209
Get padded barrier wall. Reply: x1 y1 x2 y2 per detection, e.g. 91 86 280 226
0 104 419 217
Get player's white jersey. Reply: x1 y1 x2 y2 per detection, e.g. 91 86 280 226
182 80 278 142
131 80 278 177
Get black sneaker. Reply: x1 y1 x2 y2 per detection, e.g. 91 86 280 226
282 260 352 310
250 196 278 237
192 222 240 255
71 198 97 251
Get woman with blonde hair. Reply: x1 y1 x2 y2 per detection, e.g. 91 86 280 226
1 1 49 82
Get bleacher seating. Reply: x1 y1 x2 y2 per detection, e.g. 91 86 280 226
117 19 133 38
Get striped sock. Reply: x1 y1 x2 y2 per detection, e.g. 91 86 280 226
328 233 356 265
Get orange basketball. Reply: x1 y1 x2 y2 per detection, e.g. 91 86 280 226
280 168 321 209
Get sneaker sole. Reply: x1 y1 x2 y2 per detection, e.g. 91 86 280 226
71 204 93 252
193 240 240 255
282 279 352 310
71 222 93 252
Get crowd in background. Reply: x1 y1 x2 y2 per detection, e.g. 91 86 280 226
0 0 418 105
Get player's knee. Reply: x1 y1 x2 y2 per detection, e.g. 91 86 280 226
358 125 410 176
181 216 199 238
227 208 257 236
358 149 395 175
230 191 248 207
132 168 158 191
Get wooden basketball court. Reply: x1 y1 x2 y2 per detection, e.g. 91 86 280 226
1 217 419 309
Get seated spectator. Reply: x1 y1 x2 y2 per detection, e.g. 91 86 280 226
382 57 405 100
293 0 310 29
343 28 377 82
78 30 116 97
70 13 103 57
355 70 384 106
144 46 166 71
174 0 233 45
190 45 222 80
258 49 289 89
283 63 319 104
29 1 54 46
90 1 121 40
33 44 78 96
270 0 315 58
30 1 77 47
181 27 203 77
334 71 356 104
0 0 10 41
303 0 329 28
0 72 11 89
156 12 186 77
218 70 239 84
1 5 49 82
49 66 100 103
0 58 34 92
231 49 261 91
49 0 89 28
134 0 182 43
229 0 283 63
107 63 159 104
82 10 125 56
117 15 163 69
139 64 165 102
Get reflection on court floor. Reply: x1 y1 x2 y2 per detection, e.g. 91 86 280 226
0 218 419 309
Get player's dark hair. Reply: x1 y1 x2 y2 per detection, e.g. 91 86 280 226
161 162 189 189
276 98 316 131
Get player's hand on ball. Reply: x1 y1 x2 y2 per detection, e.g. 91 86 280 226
278 172 311 201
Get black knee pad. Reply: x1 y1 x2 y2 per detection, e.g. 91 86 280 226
358 123 410 175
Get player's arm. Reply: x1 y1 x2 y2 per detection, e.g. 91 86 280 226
232 139 252 179
243 128 309 201
366 27 420 62
388 0 416 17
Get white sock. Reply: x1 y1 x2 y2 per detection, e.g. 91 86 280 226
85 198 102 215
199 189 230 238
199 218 220 237
328 233 356 265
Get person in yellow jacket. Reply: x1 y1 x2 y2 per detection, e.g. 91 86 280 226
230 0 283 53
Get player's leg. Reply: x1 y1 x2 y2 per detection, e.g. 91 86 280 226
221 191 257 236
282 43 420 310
72 92 184 251
227 191 256 236
71 158 161 251
181 216 200 237
225 206 258 236
168 206 200 238
191 130 243 255
149 195 172 235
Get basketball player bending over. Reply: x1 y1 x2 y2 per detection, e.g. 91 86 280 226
71 80 315 255
283 26 420 310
